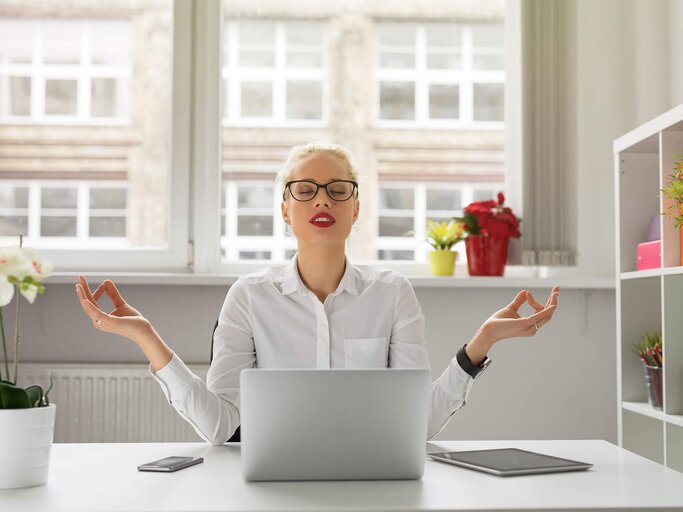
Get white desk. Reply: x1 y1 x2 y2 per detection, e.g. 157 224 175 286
1 440 683 512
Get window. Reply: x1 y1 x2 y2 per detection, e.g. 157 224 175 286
222 19 326 126
376 21 504 127
0 19 131 123
376 182 499 263
0 1 188 271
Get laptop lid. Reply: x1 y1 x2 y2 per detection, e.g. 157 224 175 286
240 368 430 481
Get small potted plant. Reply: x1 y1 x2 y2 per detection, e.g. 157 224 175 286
661 152 683 266
454 193 521 276
634 331 663 410
0 236 55 489
426 219 465 276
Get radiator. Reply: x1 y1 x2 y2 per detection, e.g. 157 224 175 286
16 364 209 443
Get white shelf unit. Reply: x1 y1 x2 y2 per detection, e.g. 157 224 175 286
615 103 683 473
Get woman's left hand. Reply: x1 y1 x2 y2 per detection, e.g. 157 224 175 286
480 285 559 345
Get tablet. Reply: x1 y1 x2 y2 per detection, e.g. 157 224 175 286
429 448 593 476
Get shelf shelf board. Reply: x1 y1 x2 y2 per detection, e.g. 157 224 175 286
622 401 683 427
621 266 683 280
614 103 683 153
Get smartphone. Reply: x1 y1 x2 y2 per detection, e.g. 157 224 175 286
137 456 204 472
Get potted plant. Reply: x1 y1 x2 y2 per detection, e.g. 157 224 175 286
426 219 465 276
454 193 521 276
633 331 663 410
0 236 55 489
661 152 683 266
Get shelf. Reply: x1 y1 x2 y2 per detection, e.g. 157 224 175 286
622 401 683 428
621 267 683 280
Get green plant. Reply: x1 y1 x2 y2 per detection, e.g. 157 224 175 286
426 220 465 250
661 152 683 228
633 331 662 368
0 236 54 409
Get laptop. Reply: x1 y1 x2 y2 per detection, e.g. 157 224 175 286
239 368 430 481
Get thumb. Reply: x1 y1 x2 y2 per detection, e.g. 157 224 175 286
506 290 528 312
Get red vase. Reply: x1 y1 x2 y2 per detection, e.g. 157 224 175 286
465 236 510 276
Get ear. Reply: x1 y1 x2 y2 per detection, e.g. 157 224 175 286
353 199 360 223
281 202 290 224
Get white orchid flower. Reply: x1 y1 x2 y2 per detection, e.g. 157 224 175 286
21 247 53 280
0 274 14 307
19 282 38 304
0 247 32 280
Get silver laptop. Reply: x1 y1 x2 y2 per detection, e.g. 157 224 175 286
239 368 430 481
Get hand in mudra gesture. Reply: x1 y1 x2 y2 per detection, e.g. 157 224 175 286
75 275 152 343
481 286 559 343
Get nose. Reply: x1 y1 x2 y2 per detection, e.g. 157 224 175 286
313 186 330 207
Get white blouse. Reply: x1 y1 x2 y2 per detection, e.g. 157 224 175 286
150 255 482 445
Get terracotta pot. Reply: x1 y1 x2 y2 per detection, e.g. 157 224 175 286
465 236 509 276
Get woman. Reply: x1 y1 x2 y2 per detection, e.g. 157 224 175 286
75 141 558 445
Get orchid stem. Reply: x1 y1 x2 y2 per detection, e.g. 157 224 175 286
0 307 8 382
12 284 21 385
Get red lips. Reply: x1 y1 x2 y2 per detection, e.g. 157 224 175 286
309 213 336 228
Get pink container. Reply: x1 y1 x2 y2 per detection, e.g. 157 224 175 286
636 240 661 270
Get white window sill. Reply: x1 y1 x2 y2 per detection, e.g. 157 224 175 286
49 265 615 289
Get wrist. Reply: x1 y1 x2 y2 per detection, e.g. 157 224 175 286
465 330 495 366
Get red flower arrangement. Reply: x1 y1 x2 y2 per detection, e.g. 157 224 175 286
455 193 521 239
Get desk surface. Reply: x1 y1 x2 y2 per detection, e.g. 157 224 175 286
1 439 683 512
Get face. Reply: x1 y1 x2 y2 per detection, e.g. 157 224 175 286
281 152 360 248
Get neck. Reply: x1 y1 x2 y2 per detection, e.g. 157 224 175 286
295 242 347 303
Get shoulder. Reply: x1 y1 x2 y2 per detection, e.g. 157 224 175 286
232 263 290 291
352 263 411 290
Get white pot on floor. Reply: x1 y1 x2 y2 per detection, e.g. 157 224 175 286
0 404 56 489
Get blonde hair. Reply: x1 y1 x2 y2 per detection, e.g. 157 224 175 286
278 141 359 200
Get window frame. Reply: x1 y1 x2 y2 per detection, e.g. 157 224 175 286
0 0 192 272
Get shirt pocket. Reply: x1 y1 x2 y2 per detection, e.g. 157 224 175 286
344 337 388 369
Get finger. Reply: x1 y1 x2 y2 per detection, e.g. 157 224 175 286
75 283 94 305
523 305 557 329
92 283 106 301
79 298 105 321
78 275 98 305
526 291 544 312
80 299 116 331
506 290 528 312
545 286 560 308
104 280 126 309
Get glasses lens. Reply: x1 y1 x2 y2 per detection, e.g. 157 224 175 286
326 181 354 200
289 181 317 201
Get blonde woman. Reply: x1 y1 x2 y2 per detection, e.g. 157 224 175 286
75 141 559 445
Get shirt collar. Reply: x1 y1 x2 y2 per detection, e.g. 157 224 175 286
280 253 359 297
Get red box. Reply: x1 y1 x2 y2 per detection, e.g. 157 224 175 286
637 240 661 270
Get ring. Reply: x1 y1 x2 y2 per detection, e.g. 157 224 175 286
534 322 540 331
94 319 102 326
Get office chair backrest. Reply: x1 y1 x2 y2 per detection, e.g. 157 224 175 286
211 318 241 443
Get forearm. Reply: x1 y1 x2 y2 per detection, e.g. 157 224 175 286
465 326 495 366
134 325 174 372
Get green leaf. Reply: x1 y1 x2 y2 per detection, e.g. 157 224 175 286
25 385 44 408
43 375 54 406
0 381 31 409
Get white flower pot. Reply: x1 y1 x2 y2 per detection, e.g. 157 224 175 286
0 404 56 489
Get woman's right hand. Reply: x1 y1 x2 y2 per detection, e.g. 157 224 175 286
75 275 153 344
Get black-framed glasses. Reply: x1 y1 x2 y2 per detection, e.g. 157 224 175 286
284 179 358 202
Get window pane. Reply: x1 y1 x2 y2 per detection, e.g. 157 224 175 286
90 188 127 209
286 81 322 120
426 23 460 47
472 23 504 47
378 249 413 260
429 83 459 119
426 52 460 70
41 187 77 208
474 52 504 70
0 186 28 208
473 83 504 121
379 216 413 236
42 21 81 64
379 82 414 120
239 21 275 67
380 188 413 209
45 79 77 115
238 215 273 236
91 21 131 66
427 189 461 210
378 22 415 46
473 189 496 202
287 51 322 68
241 82 272 117
91 78 117 117
41 216 77 237
0 216 28 236
239 250 271 260
10 77 31 116
89 216 126 237
238 185 272 208
0 20 33 64
239 50 275 68
287 21 323 45
379 52 414 69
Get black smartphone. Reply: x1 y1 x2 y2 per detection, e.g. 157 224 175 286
137 456 204 472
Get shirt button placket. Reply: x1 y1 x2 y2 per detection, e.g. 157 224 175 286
312 294 330 369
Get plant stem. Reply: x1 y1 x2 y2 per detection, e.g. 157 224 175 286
12 284 21 385
0 307 8 381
